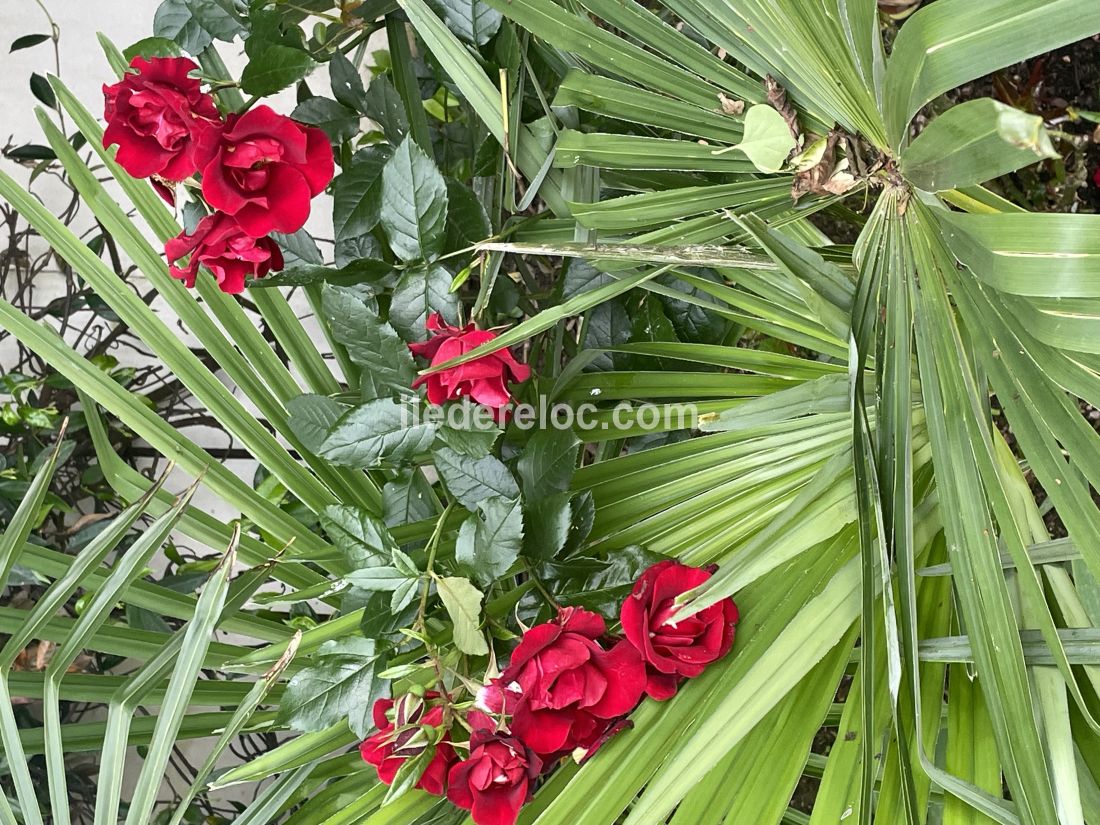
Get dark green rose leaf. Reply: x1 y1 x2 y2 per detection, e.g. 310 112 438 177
456 495 524 584
562 490 596 556
433 446 519 510
523 491 572 561
272 228 323 266
287 394 350 454
248 258 391 289
445 178 492 252
435 402 501 458
276 637 385 737
363 74 409 146
388 264 459 342
329 50 370 111
321 284 416 400
122 37 184 61
427 0 502 46
291 97 361 144
381 137 448 263
552 545 668 619
320 398 435 468
383 469 441 527
241 45 315 96
333 145 392 243
335 233 382 268
154 0 246 54
517 429 580 499
320 504 399 565
345 566 407 591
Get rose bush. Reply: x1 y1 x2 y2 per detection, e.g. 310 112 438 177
360 568 738 825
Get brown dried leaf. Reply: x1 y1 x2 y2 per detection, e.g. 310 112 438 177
765 75 801 144
718 93 745 116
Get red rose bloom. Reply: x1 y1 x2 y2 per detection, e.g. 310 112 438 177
447 727 542 825
620 560 739 700
102 56 220 181
196 105 334 237
410 314 531 410
165 212 283 294
498 607 645 756
359 694 457 796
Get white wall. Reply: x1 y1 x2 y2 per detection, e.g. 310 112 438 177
1 3 362 811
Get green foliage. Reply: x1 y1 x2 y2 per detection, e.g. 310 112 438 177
4 0 1100 822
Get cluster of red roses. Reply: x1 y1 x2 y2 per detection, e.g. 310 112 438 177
103 56 333 294
361 560 739 825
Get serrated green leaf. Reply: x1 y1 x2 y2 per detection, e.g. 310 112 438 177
291 97 361 144
456 496 524 583
321 284 417 400
333 145 393 242
276 637 383 738
122 37 183 61
364 73 409 146
389 264 459 341
381 137 449 263
330 50 370 112
321 399 435 468
427 0 502 45
321 505 400 565
435 576 488 655
517 429 580 498
241 45 315 96
153 0 245 53
345 566 407 591
524 491 572 562
287 394 350 454
434 446 519 509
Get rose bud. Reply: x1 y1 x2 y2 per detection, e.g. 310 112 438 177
195 105 334 237
498 607 645 756
102 56 221 181
164 212 283 294
409 314 531 410
447 728 542 825
620 560 739 700
359 693 457 796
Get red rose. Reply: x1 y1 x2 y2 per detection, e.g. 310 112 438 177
359 694 457 796
498 607 645 756
196 105 334 237
102 56 220 181
165 212 283 294
410 314 531 410
620 560 739 700
447 727 542 825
